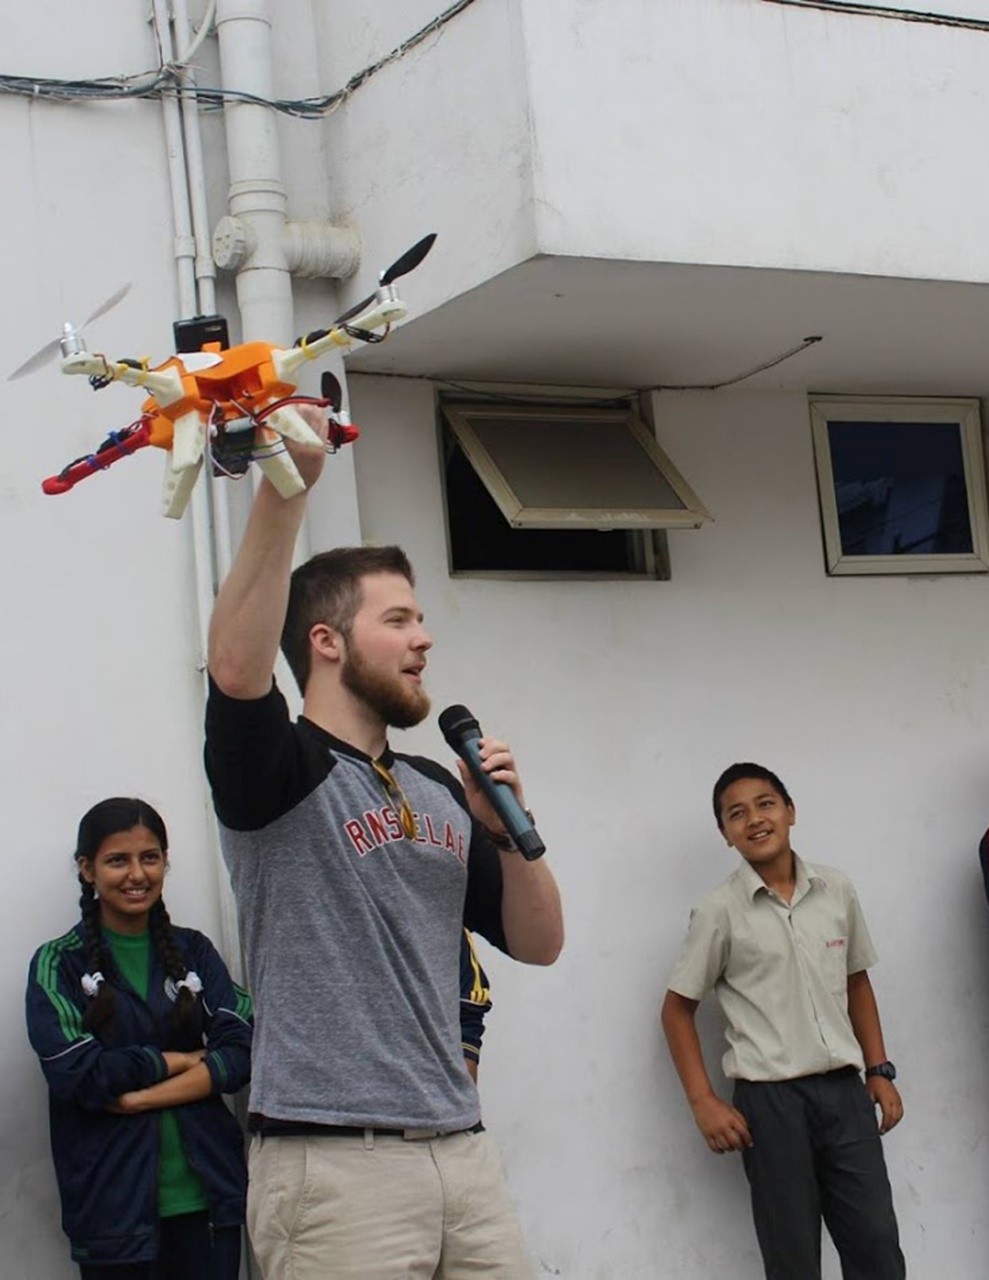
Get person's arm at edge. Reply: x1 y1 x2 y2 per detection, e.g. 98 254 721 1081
847 968 903 1135
660 990 753 1154
208 411 328 698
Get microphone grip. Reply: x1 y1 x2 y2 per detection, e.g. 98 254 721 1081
458 737 546 861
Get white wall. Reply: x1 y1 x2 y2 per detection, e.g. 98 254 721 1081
347 371 989 1277
316 0 538 321
323 0 989 290
0 12 224 1280
523 0 989 281
6 1 989 1275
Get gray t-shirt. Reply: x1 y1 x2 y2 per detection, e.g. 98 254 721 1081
205 678 507 1130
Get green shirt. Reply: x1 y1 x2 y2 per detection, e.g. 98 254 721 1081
105 928 209 1218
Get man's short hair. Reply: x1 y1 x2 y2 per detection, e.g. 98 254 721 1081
281 546 415 693
712 762 794 831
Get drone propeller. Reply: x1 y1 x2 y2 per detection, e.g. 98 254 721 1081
333 233 437 327
380 233 436 286
321 371 343 414
7 282 133 382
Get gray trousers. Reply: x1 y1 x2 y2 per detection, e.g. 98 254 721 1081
733 1068 905 1280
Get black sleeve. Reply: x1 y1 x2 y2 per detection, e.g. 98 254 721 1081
980 829 989 906
464 822 509 955
204 676 331 831
400 752 510 956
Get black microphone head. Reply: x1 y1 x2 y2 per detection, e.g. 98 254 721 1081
439 704 481 749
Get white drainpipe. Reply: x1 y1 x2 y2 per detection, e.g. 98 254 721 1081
212 1 358 338
212 0 359 566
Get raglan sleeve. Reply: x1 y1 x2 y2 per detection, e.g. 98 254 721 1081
25 944 167 1108
666 900 730 1002
463 821 509 955
204 675 315 832
405 754 510 954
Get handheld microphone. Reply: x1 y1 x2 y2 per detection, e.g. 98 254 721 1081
439 705 546 861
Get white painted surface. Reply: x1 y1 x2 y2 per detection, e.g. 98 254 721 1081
322 0 989 299
521 0 989 282
0 53 225 1280
4 0 989 1276
348 372 989 1277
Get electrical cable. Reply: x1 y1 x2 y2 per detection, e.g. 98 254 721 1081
0 0 481 119
176 0 216 63
641 335 824 392
351 332 826 405
760 0 989 34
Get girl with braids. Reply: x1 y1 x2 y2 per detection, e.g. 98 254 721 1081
25 798 253 1280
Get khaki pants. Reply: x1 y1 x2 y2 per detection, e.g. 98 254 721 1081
247 1127 536 1279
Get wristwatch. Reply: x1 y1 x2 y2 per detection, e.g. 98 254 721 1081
484 811 535 853
865 1061 897 1082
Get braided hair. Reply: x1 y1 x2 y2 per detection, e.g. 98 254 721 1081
74 798 202 1044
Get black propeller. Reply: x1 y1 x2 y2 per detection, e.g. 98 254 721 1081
321 371 343 413
333 233 436 327
380 233 436 286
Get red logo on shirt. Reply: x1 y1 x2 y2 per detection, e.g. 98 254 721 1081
343 807 466 864
825 938 846 949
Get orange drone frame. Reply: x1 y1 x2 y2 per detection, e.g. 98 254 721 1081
13 234 436 519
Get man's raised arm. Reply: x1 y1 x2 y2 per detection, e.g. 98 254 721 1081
207 410 328 699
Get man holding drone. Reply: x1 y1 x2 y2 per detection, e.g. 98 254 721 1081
205 404 563 1278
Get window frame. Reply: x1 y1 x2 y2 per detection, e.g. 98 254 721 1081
809 394 989 576
439 401 712 531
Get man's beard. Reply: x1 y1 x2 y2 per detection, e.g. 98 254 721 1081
340 646 430 729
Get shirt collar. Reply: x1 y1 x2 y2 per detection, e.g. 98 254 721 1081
297 715 395 768
737 852 826 901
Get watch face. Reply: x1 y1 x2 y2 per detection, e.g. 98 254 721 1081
869 1062 896 1081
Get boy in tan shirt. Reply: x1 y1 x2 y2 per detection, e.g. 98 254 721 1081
661 762 905 1279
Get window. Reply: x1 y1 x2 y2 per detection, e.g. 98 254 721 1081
809 396 989 575
438 398 710 578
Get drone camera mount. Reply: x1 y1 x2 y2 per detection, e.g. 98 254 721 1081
174 314 230 354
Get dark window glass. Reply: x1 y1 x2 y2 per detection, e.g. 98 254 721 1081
443 427 636 573
826 421 973 557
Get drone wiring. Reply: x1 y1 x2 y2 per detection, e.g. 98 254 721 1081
0 0 481 120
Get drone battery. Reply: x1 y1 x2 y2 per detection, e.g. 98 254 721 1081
174 314 229 353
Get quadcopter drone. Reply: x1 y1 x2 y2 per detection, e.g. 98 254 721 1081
9 234 436 519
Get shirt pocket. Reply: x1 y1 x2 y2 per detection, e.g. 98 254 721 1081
819 934 849 994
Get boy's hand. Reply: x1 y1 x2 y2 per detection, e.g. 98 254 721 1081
867 1077 904 1134
691 1095 754 1154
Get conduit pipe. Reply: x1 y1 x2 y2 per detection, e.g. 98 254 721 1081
157 0 245 985
150 0 218 677
172 0 234 587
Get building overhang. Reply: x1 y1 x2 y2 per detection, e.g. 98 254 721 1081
346 255 989 398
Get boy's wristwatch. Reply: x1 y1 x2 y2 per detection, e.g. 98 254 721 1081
865 1061 897 1081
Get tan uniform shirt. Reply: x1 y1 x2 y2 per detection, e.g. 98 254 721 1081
668 855 878 1081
